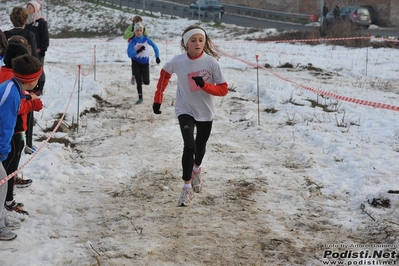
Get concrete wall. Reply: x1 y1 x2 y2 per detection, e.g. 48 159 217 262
175 0 397 26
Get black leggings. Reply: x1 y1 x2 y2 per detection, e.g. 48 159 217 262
25 111 34 147
2 133 24 202
178 114 212 181
131 58 135 76
131 60 150 99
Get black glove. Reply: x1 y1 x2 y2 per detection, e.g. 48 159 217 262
38 51 46 57
192 76 205 88
156 57 161 64
137 46 145 53
153 103 162 114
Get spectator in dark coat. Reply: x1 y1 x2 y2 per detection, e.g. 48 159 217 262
25 0 49 96
4 6 38 59
322 2 329 26
333 3 340 20
323 3 329 18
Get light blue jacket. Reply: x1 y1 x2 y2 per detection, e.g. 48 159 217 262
127 35 160 64
0 78 22 161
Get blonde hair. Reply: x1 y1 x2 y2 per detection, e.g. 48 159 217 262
180 25 220 59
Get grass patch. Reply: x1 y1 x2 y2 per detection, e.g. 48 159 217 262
278 62 294 68
264 108 278 113
302 63 322 72
37 135 75 148
368 198 390 208
306 98 341 113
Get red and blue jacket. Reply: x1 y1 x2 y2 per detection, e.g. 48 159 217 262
0 78 22 161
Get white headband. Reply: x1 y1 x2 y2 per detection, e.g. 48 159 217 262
134 22 143 32
183 29 206 46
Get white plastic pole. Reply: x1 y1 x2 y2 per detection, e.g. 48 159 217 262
77 64 81 133
256 55 260 126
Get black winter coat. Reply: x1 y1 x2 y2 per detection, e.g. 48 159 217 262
4 28 39 59
25 18 49 57
333 6 340 18
323 5 328 16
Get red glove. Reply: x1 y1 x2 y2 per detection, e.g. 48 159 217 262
31 98 43 112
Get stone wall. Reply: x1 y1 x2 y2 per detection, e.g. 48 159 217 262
175 0 396 26
389 0 399 26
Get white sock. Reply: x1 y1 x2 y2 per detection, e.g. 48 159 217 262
183 184 192 189
193 166 200 173
5 201 13 206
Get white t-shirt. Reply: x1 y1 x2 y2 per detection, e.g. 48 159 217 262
163 52 225 121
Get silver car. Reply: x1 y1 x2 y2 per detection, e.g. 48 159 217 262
326 6 371 29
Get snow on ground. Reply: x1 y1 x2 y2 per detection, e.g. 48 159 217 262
1 1 399 265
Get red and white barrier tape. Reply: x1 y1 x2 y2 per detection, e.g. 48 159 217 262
217 47 399 112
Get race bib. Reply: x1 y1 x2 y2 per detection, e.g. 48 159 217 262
187 71 202 92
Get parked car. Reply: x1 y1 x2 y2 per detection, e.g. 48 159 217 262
189 0 225 16
326 6 371 29
360 5 377 24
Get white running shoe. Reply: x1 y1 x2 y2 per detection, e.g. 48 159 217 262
5 220 21 230
0 228 17 241
178 188 194 207
24 145 37 155
191 167 203 193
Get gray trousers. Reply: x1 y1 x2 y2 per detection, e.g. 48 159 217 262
0 165 8 229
